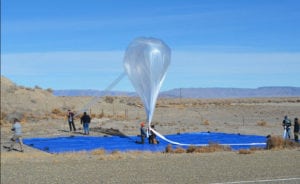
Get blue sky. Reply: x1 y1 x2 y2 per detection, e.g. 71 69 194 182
1 0 300 91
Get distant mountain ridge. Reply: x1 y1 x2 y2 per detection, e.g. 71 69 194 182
53 87 300 98
53 89 136 97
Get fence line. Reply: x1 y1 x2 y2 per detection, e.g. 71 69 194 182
87 106 283 127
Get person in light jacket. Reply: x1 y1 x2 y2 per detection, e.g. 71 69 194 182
9 118 24 152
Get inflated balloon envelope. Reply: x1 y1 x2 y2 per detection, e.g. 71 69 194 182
124 37 171 126
123 37 210 146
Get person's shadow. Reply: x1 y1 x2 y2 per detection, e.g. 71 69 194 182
57 129 85 135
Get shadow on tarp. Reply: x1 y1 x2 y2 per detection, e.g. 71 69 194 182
23 132 266 154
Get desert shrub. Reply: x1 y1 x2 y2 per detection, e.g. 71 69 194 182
104 96 114 103
257 121 267 126
46 88 53 93
266 136 284 149
284 139 300 148
0 119 9 126
165 144 173 153
238 149 252 154
115 114 126 120
173 147 186 153
194 143 231 153
111 150 120 154
266 136 299 149
165 143 231 154
51 108 65 117
25 87 34 91
98 110 104 118
52 108 62 114
1 111 7 121
191 143 231 153
250 147 264 151
186 145 197 153
202 120 210 126
31 99 37 104
34 85 42 89
127 102 136 106
91 149 106 155
106 114 114 118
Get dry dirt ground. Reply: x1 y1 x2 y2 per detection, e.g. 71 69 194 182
1 76 300 183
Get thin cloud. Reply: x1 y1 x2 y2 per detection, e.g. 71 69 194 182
3 51 299 90
2 51 125 75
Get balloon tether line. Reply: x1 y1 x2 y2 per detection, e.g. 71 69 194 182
74 72 126 117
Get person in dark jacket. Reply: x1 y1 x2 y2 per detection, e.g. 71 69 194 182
294 117 299 142
80 112 91 135
140 122 147 144
67 110 76 132
149 125 158 144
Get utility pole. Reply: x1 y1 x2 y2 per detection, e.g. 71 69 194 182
179 88 182 103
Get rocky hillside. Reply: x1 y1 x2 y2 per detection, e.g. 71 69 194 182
1 76 63 123
0 76 140 124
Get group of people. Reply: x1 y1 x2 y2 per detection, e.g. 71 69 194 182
139 122 159 144
6 113 299 153
282 115 299 142
67 110 91 135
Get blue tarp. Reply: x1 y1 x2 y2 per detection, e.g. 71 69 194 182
23 132 267 154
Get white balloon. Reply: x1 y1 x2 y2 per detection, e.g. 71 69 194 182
124 37 171 125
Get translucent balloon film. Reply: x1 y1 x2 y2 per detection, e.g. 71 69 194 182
124 37 171 125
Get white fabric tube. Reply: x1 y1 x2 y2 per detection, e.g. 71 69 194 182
150 127 266 147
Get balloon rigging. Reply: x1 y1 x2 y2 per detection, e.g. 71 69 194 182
76 37 184 145
75 37 264 147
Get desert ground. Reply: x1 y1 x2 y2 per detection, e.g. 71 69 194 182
1 76 300 183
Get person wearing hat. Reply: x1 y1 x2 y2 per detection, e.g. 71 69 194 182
67 109 76 132
8 118 24 152
282 115 292 139
294 117 299 142
140 122 147 144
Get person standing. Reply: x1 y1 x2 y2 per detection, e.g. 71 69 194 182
140 122 147 144
67 110 76 132
294 117 299 142
80 112 91 135
149 125 158 144
9 118 24 152
282 115 292 139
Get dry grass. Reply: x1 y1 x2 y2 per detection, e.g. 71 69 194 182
165 144 173 153
191 143 232 153
202 120 210 126
266 136 300 150
165 143 232 154
173 147 186 153
250 147 264 151
91 149 106 155
256 121 267 126
51 108 65 118
238 149 252 154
